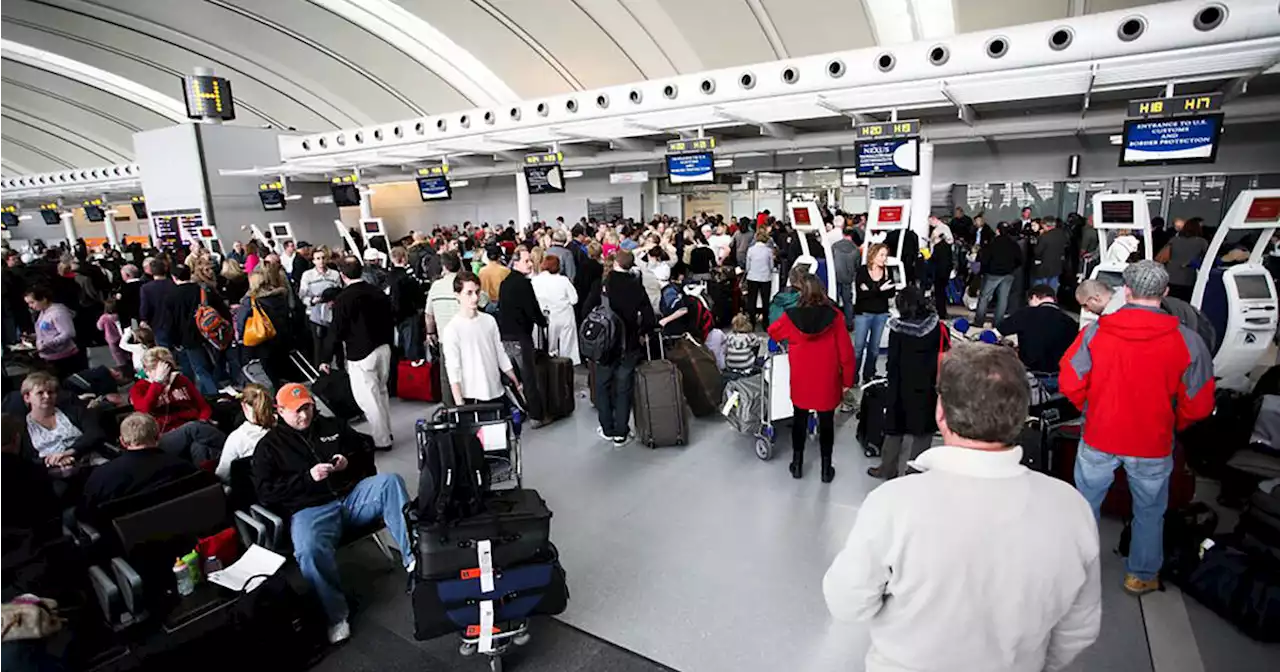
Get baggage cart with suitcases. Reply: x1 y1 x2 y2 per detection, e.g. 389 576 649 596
751 349 817 461
633 336 689 448
666 334 723 417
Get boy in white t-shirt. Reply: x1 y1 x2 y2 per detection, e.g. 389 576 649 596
440 271 523 405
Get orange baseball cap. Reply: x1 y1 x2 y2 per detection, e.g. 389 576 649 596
276 383 314 411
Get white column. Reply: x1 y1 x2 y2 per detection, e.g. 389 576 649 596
103 210 120 249
60 212 77 248
646 178 660 219
515 170 532 235
358 186 373 220
909 141 935 242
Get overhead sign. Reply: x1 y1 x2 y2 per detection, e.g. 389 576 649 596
130 196 147 220
259 181 286 211
82 198 106 222
855 137 920 178
666 153 715 184
1126 93 1222 119
525 151 564 166
1119 114 1223 167
417 175 452 201
524 164 565 194
855 120 920 138
330 173 359 185
610 171 649 184
152 216 181 245
1 204 17 230
667 137 716 154
183 74 236 121
416 164 450 177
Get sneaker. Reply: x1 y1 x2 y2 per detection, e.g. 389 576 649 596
1122 573 1159 596
596 426 609 441
611 434 631 447
327 619 351 644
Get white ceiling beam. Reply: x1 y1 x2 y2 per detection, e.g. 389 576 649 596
1 39 186 122
939 82 975 125
745 0 789 59
1069 0 1086 18
306 0 520 106
712 108 796 139
472 0 584 90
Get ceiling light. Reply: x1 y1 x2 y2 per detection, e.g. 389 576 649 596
18 214 33 221
1109 134 1124 145
285 194 303 201
562 170 584 178
451 180 470 187
713 159 734 168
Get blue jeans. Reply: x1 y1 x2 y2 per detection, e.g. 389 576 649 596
836 282 855 332
974 274 1014 327
290 473 414 624
595 349 641 437
175 344 218 397
1037 276 1061 293
852 313 888 384
1073 443 1173 580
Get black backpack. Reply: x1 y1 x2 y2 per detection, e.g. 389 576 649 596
579 292 624 363
415 419 490 523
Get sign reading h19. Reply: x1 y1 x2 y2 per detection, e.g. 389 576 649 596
856 120 920 138
184 75 235 121
1126 93 1222 119
667 137 716 154
417 165 450 177
330 174 359 185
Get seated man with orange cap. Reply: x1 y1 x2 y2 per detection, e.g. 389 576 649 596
251 382 414 645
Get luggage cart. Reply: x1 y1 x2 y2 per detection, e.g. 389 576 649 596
413 403 527 671
753 350 817 461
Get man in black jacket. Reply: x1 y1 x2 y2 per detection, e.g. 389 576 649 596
158 264 231 397
320 257 395 450
80 413 214 523
584 250 657 445
115 264 144 330
498 246 548 426
387 246 425 361
1032 216 1069 293
252 383 413 644
974 224 1024 327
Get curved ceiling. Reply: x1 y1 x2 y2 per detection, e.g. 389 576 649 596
1 0 1166 174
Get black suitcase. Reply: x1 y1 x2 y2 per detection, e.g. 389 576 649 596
856 379 889 457
533 348 575 422
289 350 362 421
1018 417 1050 473
414 488 552 580
411 543 568 641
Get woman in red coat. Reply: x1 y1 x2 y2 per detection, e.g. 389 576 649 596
768 274 856 482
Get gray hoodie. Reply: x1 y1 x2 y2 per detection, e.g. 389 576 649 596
832 238 859 286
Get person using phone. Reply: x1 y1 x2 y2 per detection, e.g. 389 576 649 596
852 244 897 386
129 346 225 464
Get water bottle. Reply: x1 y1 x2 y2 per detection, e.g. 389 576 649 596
173 558 195 596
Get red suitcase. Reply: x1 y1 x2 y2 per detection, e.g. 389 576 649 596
397 359 438 402
1051 424 1196 517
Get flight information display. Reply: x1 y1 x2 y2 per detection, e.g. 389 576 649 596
855 137 920 177
331 183 361 207
666 152 715 184
84 205 106 222
1099 200 1136 225
1120 114 1222 167
184 75 236 121
40 209 60 226
259 189 285 211
524 164 565 194
417 176 452 201
131 196 147 220
152 216 181 246
1 212 17 229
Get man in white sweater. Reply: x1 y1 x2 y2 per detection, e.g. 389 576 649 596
823 343 1100 672
440 270 522 405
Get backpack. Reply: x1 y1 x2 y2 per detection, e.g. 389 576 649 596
195 288 232 350
684 293 713 343
579 291 624 363
243 296 277 347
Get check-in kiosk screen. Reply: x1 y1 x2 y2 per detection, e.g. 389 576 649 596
1099 200 1135 225
363 221 380 235
271 224 290 237
1234 274 1273 300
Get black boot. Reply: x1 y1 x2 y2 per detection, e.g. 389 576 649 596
789 449 804 479
821 457 835 483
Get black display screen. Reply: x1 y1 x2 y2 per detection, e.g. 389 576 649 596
40 210 60 226
331 184 361 207
131 202 147 219
524 164 565 194
259 189 286 211
1 212 17 228
84 205 105 222
184 74 236 121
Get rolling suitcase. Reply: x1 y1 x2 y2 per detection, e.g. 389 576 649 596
288 351 362 421
667 335 723 417
397 359 438 402
1052 424 1196 517
533 326 575 423
634 337 689 448
413 488 552 581
856 379 889 457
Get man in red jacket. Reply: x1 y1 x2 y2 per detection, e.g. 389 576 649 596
1058 260 1214 596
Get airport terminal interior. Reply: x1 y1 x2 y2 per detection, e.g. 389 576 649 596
2 0 1280 670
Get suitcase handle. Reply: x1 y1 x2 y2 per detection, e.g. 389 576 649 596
643 333 664 361
289 350 321 383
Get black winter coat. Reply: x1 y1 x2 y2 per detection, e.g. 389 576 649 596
884 315 945 436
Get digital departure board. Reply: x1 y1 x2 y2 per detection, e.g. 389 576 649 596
331 184 361 207
1119 114 1222 167
666 152 715 184
417 176 452 201
666 137 716 153
84 205 106 222
131 196 147 220
39 204 60 226
855 138 920 177
259 181 286 211
2 205 18 229
524 164 565 194
855 120 920 138
184 74 236 121
524 151 564 166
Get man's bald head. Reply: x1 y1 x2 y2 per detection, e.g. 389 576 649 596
1076 279 1114 317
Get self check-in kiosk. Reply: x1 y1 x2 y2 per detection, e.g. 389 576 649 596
268 221 295 250
787 201 836 298
360 217 390 265
334 219 361 256
1191 189 1280 392
1079 193 1154 330
863 199 912 292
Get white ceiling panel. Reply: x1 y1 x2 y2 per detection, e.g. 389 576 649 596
763 0 877 56
953 0 1066 33
654 0 776 69
1 60 175 129
484 0 647 89
570 0 681 78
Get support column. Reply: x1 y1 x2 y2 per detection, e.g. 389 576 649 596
358 186 373 220
60 212 77 248
646 178 660 220
103 210 120 249
909 141 935 243
516 170 531 235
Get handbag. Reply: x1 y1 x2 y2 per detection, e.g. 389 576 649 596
243 297 276 347
2 595 63 642
1155 244 1173 265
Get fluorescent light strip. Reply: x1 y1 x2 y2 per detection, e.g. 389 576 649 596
561 170 584 178
1 39 186 122
309 0 519 106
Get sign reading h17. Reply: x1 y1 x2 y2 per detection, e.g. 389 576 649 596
1127 93 1222 118
667 137 716 154
856 120 920 138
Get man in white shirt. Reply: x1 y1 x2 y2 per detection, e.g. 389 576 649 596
440 270 522 405
823 343 1100 672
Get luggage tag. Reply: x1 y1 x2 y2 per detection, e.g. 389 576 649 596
478 600 495 653
721 390 739 417
477 539 495 593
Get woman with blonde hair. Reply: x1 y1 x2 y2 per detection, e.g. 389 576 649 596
852 243 897 385
129 346 226 463
220 258 249 305
528 246 546 278
214 383 274 481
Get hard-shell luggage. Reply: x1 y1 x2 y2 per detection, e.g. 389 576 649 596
667 335 723 417
634 337 689 448
413 488 552 581
856 379 889 457
722 373 764 435
533 326 575 422
411 543 568 641
397 359 438 402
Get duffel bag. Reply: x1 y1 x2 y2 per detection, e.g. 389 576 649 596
414 488 551 580
411 543 568 641
1173 534 1280 643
